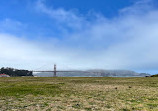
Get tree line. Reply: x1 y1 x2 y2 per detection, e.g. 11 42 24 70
0 67 33 77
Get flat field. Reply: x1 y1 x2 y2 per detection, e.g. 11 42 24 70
0 77 158 111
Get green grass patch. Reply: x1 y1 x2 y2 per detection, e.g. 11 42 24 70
0 77 158 110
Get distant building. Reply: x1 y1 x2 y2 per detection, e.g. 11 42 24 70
0 74 10 77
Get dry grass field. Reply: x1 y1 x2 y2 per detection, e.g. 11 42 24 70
0 77 158 111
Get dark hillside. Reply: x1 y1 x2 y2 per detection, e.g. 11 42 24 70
151 74 158 77
0 67 33 77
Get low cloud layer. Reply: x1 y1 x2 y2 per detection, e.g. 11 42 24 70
0 0 158 73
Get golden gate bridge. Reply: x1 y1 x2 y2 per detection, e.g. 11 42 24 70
33 64 89 77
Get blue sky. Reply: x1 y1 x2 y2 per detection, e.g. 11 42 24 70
0 0 158 74
0 0 135 37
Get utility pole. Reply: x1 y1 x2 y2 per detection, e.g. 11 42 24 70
54 64 57 77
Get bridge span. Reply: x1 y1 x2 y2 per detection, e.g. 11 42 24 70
32 64 89 77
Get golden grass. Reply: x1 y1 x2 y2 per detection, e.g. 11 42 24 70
0 77 158 111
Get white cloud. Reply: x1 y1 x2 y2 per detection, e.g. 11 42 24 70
1 0 158 73
0 19 26 34
35 0 88 30
0 33 71 70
